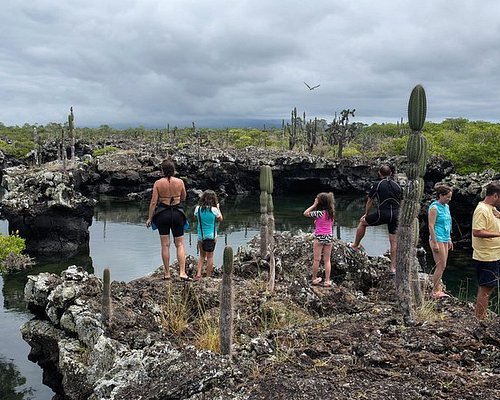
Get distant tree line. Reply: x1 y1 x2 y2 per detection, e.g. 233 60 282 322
0 117 499 174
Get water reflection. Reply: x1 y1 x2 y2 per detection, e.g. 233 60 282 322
0 357 33 400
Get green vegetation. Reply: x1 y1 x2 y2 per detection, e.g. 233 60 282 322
92 146 120 157
0 118 498 174
0 232 26 273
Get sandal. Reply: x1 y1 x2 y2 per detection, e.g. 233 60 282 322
431 291 450 299
311 277 322 286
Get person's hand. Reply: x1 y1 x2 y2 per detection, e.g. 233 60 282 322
359 214 366 222
431 240 439 252
146 219 151 228
448 241 454 251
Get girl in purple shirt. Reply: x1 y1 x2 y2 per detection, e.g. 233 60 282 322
304 192 335 287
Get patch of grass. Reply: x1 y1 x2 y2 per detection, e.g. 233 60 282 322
457 278 472 302
92 146 119 157
260 299 311 331
194 313 220 353
416 299 445 322
160 284 190 335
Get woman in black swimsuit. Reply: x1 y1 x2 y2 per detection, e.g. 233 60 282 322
146 159 189 280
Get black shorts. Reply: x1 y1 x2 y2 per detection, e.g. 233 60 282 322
474 259 500 288
154 208 185 237
365 207 399 235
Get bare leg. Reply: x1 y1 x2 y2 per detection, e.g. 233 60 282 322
159 235 171 278
389 233 397 273
431 241 449 294
475 286 494 319
195 242 205 278
206 251 215 277
352 218 368 248
312 239 322 282
322 243 333 285
174 235 187 278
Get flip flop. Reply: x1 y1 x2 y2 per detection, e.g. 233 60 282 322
431 291 450 299
311 277 322 286
179 276 193 282
347 243 360 254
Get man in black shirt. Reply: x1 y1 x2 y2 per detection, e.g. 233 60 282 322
349 165 402 274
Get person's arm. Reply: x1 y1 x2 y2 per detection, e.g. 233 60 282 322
146 182 159 227
304 197 318 217
180 180 187 202
215 203 223 222
472 229 500 238
472 208 500 238
428 206 439 252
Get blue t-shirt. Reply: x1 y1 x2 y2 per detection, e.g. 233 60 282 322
429 200 452 242
194 206 221 240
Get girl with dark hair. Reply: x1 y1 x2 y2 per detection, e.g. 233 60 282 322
428 184 453 299
303 192 335 287
194 190 223 280
146 159 189 281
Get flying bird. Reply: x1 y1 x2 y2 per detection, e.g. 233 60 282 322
304 82 320 90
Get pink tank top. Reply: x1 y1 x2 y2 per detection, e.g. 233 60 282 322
310 210 334 235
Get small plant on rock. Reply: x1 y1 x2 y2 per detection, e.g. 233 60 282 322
0 232 26 273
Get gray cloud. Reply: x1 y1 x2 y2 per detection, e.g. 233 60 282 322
1 0 500 127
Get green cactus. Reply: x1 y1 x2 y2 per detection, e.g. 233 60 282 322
259 165 273 193
406 133 426 163
408 84 427 131
68 106 75 161
396 84 429 323
102 268 112 325
68 107 74 131
219 246 234 356
259 165 276 258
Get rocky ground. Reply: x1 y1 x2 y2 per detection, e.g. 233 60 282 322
21 232 499 400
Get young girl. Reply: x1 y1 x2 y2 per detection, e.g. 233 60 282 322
303 192 335 287
194 190 223 280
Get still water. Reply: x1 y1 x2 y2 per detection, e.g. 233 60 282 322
0 195 476 399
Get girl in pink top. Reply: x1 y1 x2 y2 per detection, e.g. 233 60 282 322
303 192 335 287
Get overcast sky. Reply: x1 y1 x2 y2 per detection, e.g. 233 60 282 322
1 0 499 128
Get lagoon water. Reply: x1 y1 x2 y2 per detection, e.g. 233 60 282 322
0 195 477 399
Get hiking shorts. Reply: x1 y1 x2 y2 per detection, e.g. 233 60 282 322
365 207 399 235
474 259 500 288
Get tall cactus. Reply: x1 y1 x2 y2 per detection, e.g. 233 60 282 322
219 246 234 356
259 165 269 257
396 84 428 323
32 126 39 165
289 107 299 150
102 268 112 326
265 166 276 293
68 106 75 161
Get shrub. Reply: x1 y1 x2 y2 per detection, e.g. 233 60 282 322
92 146 119 157
0 232 26 272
